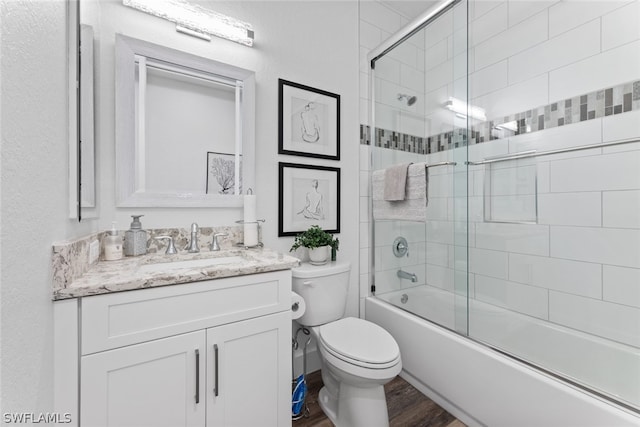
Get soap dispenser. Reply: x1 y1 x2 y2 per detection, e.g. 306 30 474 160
124 215 148 256
103 222 123 261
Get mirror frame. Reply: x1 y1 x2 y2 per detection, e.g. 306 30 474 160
68 0 80 219
115 34 256 208
68 0 98 221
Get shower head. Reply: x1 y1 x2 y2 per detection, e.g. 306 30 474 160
397 93 417 106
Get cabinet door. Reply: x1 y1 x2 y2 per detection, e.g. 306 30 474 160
206 312 291 427
81 331 206 427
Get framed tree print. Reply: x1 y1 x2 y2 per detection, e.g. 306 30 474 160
206 151 242 195
278 79 340 160
278 162 340 236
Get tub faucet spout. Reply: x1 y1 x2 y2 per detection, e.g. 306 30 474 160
397 269 417 283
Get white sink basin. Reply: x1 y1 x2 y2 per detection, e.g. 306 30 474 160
139 255 246 274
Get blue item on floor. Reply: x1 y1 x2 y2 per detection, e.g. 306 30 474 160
292 374 307 417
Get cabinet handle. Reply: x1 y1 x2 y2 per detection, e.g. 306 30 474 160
213 344 219 397
195 349 200 404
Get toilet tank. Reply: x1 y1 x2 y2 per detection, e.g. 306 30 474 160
291 261 351 327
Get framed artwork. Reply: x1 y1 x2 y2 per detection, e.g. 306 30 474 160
278 79 340 160
279 162 340 236
206 152 242 195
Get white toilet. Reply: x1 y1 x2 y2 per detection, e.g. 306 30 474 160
292 261 402 427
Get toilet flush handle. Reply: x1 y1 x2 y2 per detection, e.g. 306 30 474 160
303 280 314 287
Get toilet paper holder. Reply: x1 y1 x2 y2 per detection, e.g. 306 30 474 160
290 291 306 321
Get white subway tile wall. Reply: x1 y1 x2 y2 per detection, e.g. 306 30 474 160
549 41 640 102
475 275 549 320
360 0 640 349
509 19 601 86
601 0 640 51
474 9 548 71
603 266 640 309
547 0 628 38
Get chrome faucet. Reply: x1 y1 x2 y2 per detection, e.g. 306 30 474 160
187 223 200 253
397 269 417 283
151 236 178 255
210 232 228 251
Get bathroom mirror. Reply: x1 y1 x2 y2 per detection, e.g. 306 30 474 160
115 34 255 207
68 0 98 221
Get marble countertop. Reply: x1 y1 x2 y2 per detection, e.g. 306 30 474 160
53 247 299 300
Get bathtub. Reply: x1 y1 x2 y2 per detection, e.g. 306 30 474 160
367 286 640 427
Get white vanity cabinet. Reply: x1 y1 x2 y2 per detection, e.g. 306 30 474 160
205 312 289 427
58 270 292 427
81 330 206 427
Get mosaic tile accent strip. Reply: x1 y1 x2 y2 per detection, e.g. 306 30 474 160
360 127 473 154
361 79 640 152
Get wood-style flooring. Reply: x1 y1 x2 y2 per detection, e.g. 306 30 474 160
292 370 466 427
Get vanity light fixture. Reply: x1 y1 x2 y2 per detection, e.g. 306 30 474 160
444 97 487 122
122 0 255 47
494 121 518 132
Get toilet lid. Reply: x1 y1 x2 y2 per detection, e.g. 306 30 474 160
318 318 399 365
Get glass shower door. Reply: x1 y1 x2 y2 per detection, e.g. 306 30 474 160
465 0 640 411
370 0 469 336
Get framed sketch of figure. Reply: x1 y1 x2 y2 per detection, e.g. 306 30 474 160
278 79 340 160
279 162 340 236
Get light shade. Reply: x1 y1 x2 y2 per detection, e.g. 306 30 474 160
123 0 254 47
444 97 487 122
494 121 518 132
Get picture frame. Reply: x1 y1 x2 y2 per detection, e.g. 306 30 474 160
278 79 340 160
278 162 340 236
206 151 242 195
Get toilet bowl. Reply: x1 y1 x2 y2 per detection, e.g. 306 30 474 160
292 262 402 427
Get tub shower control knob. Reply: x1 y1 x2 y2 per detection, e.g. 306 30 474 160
393 236 409 257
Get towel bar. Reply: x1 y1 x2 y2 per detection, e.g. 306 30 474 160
425 161 457 168
466 137 639 166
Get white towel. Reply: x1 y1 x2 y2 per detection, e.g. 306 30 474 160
383 163 411 201
372 163 428 222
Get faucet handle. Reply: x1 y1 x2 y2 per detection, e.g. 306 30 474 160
153 236 178 255
211 232 228 251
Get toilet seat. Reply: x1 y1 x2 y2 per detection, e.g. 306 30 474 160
318 317 400 369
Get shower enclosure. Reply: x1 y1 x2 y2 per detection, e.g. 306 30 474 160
366 0 640 417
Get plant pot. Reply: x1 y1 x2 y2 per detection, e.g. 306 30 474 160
308 245 330 265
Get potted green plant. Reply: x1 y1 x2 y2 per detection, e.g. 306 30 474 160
290 225 339 265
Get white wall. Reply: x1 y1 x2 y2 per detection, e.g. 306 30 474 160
0 0 95 415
